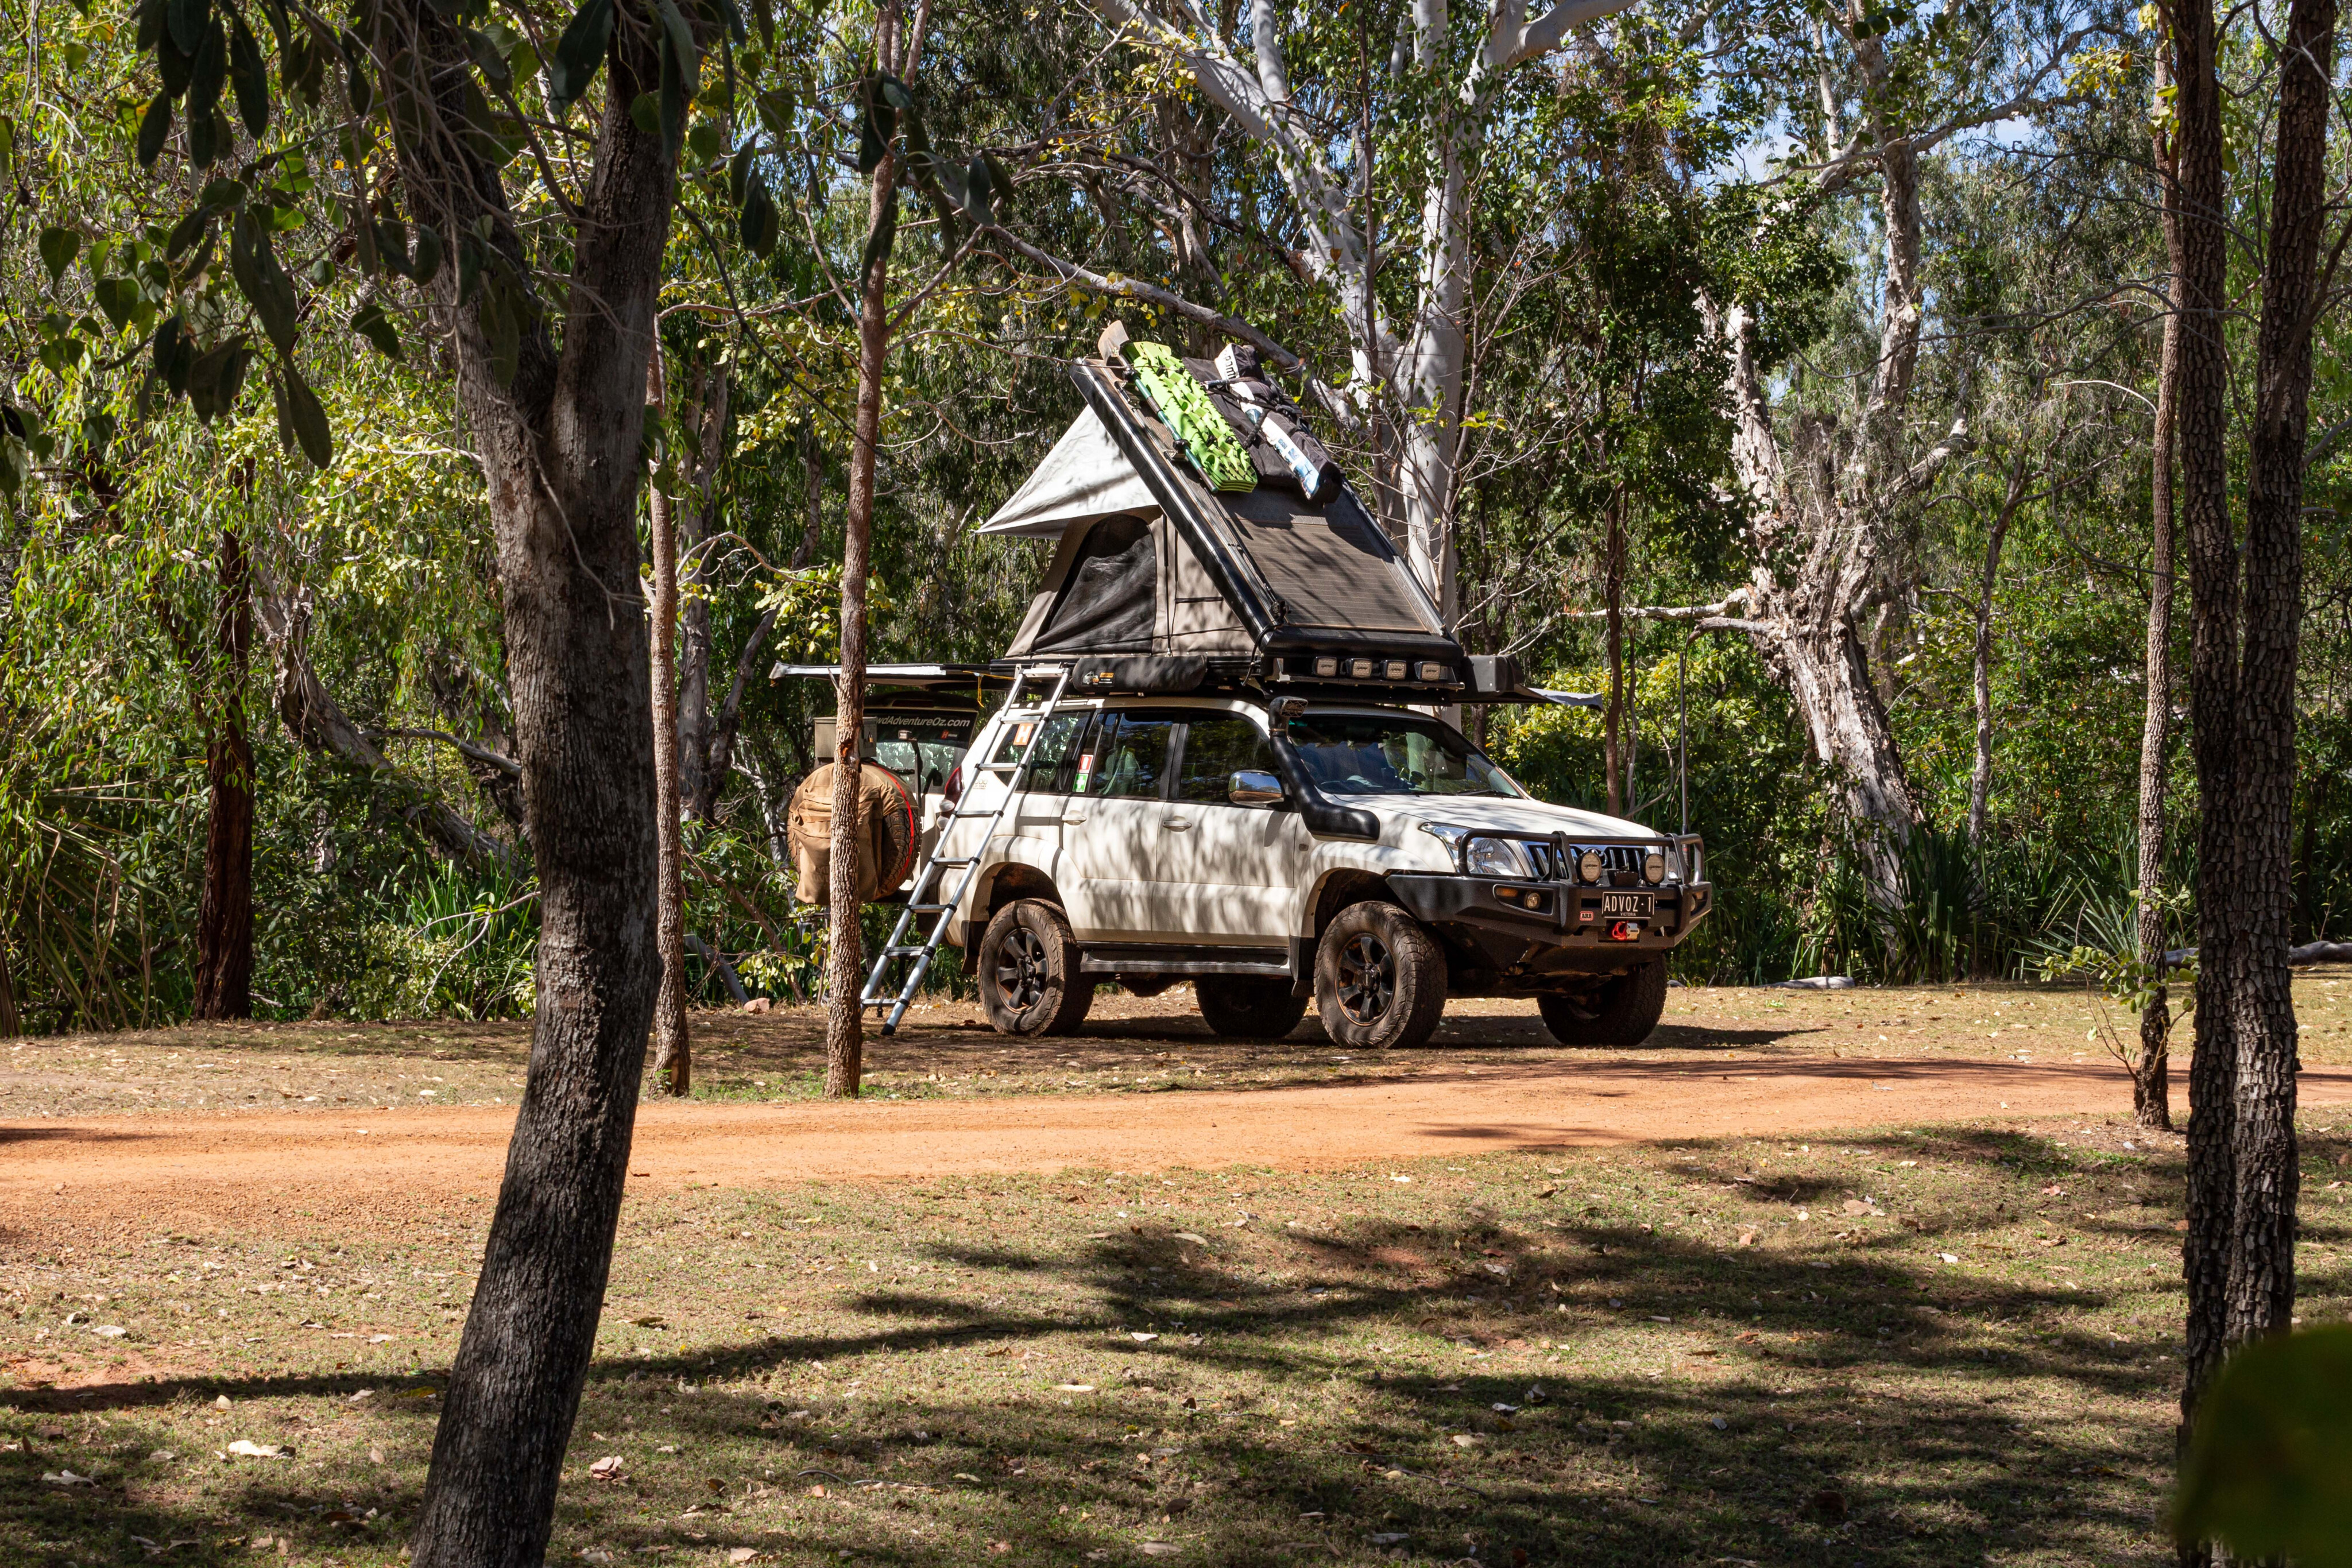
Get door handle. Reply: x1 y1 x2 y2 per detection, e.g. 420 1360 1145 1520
1167 818 1192 831
1062 814 1088 825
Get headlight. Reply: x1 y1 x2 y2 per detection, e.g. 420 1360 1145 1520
1463 837 1531 878
1643 850 1666 886
1577 849 1603 885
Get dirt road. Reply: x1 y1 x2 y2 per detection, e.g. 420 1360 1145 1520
15 1051 2350 1246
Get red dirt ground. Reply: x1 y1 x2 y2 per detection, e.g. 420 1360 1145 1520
12 1043 2349 1253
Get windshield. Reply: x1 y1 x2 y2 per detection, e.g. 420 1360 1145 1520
1284 711 1522 797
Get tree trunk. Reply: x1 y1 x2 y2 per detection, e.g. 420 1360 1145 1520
648 350 691 1096
2219 0 2330 1353
2175 0 2239 1487
1966 512 2006 850
1968 442 2037 850
827 34 905 1102
677 365 730 822
2137 100 2184 1134
1602 488 1626 818
193 521 254 1021
2176 0 2332 1532
392 0 674 1558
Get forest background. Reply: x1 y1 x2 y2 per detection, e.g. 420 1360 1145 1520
3 0 2346 1036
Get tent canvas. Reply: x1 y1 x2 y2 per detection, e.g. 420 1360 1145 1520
978 407 1159 537
996 357 1460 671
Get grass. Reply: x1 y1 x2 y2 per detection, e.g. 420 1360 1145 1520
9 1108 2352 1566
14 973 2352 1121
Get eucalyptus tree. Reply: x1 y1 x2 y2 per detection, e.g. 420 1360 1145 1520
1695 0 2111 894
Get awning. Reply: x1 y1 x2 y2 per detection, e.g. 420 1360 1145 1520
976 408 1158 536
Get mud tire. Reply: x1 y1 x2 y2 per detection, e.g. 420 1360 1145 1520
1537 960 1668 1047
977 900 1093 1037
1313 901 1446 1050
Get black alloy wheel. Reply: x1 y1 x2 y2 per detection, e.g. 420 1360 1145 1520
1335 932 1396 1024
995 926 1049 1013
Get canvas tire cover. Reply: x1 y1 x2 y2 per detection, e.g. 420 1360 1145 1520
788 762 918 906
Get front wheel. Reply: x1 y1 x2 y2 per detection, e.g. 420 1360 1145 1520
1313 901 1446 1050
977 900 1093 1036
1538 960 1668 1047
1196 975 1309 1040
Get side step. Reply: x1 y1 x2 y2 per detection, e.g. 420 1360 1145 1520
1077 947 1293 979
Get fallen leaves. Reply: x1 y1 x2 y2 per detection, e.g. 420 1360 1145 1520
587 1454 625 1481
225 1441 290 1459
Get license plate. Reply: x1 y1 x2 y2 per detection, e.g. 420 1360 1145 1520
1601 892 1653 919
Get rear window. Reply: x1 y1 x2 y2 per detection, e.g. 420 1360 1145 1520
991 711 1087 793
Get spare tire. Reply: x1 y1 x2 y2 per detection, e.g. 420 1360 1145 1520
788 762 918 907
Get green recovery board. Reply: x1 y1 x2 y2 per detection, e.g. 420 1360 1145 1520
1121 340 1258 492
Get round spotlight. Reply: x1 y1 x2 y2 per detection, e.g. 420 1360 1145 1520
1577 850 1603 885
1643 850 1666 885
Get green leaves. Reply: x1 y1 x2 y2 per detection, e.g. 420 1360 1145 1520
183 333 250 421
229 16 269 136
274 364 332 468
738 171 777 257
338 29 372 118
652 0 700 162
165 0 208 58
350 300 402 361
229 207 299 355
38 227 80 287
137 92 172 168
411 225 444 287
94 275 145 333
2176 1326 2352 1565
153 316 193 396
547 0 614 115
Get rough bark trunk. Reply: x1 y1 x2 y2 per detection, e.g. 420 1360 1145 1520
648 351 691 1095
2138 103 2184 1134
193 521 254 1021
389 0 675 1559
2219 0 2328 1354
2176 0 2332 1534
676 366 730 822
826 21 906 1101
2175 0 2238 1492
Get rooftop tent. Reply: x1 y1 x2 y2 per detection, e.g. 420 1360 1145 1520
990 352 1466 680
977 406 1158 538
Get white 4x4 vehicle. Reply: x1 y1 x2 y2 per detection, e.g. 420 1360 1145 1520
937 691 1711 1049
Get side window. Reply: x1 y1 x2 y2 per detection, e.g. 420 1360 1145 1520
1080 711 1177 799
1178 713 1280 804
992 710 1086 794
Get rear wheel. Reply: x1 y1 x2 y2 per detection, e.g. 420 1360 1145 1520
977 900 1093 1037
1538 960 1668 1047
1313 901 1446 1050
1196 976 1309 1040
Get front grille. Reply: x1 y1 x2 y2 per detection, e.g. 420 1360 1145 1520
1532 840 1660 887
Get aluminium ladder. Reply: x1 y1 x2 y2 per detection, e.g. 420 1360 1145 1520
858 661 1076 1036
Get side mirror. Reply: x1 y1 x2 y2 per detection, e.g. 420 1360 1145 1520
1229 769 1286 807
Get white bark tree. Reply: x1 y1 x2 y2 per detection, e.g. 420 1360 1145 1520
1093 0 1636 622
1692 0 2092 891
